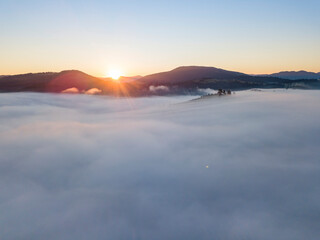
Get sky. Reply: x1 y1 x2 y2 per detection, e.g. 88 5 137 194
0 0 320 76
1 90 320 239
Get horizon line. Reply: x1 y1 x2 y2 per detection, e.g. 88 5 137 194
1 65 320 78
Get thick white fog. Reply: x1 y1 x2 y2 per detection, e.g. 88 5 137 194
1 90 320 240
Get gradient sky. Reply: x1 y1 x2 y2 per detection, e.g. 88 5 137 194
1 0 319 76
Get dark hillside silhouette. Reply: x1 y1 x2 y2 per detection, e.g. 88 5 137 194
0 66 319 95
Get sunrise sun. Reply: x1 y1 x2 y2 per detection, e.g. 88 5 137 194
108 69 123 80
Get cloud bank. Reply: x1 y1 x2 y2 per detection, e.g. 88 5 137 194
0 90 320 240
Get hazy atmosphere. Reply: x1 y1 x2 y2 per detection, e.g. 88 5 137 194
1 90 320 239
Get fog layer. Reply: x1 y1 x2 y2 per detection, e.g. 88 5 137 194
1 90 320 240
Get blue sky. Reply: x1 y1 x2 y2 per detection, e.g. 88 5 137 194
0 0 319 76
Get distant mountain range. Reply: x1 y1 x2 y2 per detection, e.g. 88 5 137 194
0 66 319 96
265 71 320 80
138 66 319 93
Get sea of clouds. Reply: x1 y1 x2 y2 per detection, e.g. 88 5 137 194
0 90 320 240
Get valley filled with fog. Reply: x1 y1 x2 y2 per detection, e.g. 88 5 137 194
1 90 320 240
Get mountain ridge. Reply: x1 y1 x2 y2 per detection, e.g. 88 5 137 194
138 66 247 84
258 70 320 80
1 66 319 95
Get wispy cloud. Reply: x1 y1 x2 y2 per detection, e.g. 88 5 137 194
61 87 102 95
85 88 102 95
149 85 169 93
61 87 80 94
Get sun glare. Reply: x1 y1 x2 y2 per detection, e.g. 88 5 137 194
108 69 123 80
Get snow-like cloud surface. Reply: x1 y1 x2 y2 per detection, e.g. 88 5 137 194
0 90 320 240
